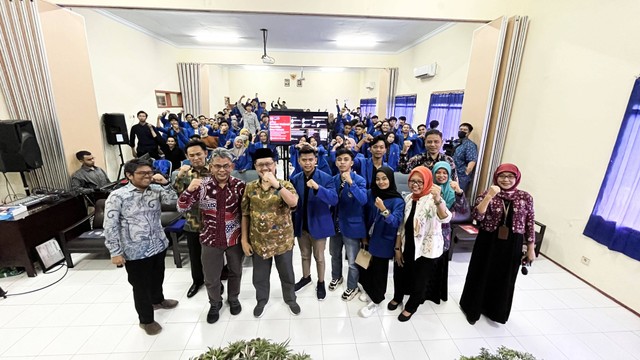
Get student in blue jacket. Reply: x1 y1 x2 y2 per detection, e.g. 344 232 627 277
289 135 307 177
384 132 401 171
248 130 278 164
290 145 339 300
309 136 331 175
357 166 404 318
329 147 368 301
354 135 388 189
231 136 252 172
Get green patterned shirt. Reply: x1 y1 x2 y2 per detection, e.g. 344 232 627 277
241 179 297 259
174 166 210 232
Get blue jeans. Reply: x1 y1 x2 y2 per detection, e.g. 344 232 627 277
329 234 360 290
458 173 472 193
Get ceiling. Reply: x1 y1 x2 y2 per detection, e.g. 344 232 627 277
94 8 452 54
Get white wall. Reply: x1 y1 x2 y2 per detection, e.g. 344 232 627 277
216 68 363 114
504 0 640 312
73 8 182 180
395 23 481 125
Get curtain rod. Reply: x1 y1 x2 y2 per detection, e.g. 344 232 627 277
431 89 464 94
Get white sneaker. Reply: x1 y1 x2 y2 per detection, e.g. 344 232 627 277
358 292 370 303
359 301 379 318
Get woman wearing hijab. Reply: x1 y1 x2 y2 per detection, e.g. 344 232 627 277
390 166 452 321
384 132 401 171
309 136 332 175
289 136 308 177
357 166 405 318
459 163 535 325
432 161 469 257
231 135 252 172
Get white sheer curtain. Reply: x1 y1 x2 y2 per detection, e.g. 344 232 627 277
0 0 69 190
177 63 201 116
386 68 398 119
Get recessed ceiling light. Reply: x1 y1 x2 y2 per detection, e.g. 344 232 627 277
194 32 240 44
335 36 377 48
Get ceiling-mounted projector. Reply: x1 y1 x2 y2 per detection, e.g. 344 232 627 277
260 29 275 65
261 55 275 64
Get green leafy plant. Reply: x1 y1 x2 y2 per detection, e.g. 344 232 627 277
192 338 312 360
459 346 538 360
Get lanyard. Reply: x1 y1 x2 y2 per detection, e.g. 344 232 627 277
502 199 511 226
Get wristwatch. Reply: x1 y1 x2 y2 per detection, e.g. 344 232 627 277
381 209 390 217
275 184 283 191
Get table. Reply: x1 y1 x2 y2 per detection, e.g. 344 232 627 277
0 196 87 277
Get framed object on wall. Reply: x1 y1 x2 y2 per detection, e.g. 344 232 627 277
155 90 183 108
284 79 290 87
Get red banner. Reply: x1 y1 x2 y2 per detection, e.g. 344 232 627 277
269 115 291 143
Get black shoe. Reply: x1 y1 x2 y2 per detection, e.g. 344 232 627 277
187 283 203 298
294 276 312 292
316 281 326 301
254 302 267 318
220 265 229 280
220 283 224 295
206 302 222 324
398 310 414 322
387 300 402 311
228 299 242 316
289 302 301 316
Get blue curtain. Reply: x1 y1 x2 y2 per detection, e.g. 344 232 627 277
359 98 377 117
393 95 417 124
426 92 464 142
584 78 640 261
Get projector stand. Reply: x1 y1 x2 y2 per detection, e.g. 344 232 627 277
19 171 30 196
116 144 125 180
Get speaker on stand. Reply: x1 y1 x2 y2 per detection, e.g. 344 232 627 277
0 120 44 196
102 113 129 180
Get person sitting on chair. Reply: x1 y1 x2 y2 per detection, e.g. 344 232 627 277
71 150 111 194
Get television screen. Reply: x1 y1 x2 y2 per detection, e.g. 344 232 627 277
269 111 329 145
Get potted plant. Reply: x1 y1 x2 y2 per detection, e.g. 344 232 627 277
459 346 538 360
192 338 312 360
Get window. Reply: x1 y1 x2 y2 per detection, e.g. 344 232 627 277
155 90 183 108
393 95 417 124
584 78 640 261
426 91 464 141
359 98 377 117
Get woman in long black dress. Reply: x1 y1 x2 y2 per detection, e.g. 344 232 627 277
459 163 536 324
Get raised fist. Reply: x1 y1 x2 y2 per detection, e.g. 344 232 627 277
488 185 501 197
430 184 442 199
374 197 385 211
403 140 412 150
450 181 461 194
187 178 202 192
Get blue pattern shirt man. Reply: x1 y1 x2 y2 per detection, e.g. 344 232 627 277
453 123 478 192
104 159 179 336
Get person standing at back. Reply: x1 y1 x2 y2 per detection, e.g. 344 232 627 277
453 123 478 192
173 140 210 298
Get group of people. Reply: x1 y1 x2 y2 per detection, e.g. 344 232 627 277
126 94 280 174
98 140 535 337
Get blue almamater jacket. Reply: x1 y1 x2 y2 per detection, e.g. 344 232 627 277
365 191 404 259
291 169 338 239
332 171 368 239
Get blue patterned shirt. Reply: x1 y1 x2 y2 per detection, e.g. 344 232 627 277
104 183 178 260
453 139 478 177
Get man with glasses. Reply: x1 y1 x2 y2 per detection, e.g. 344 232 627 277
177 148 245 324
398 129 458 180
240 148 301 317
174 140 210 298
104 158 179 335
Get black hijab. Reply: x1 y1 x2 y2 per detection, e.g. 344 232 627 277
371 166 402 200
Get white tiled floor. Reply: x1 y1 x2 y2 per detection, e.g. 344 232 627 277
1 251 639 360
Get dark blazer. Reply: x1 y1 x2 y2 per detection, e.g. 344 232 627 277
291 169 338 239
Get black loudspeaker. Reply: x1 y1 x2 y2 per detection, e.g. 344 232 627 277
102 113 129 145
0 120 44 172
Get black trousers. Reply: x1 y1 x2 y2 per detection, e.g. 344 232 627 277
124 250 166 324
185 231 204 285
358 256 390 304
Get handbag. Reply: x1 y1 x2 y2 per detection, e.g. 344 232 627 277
355 247 372 269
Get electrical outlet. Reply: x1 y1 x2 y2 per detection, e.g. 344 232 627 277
581 256 591 266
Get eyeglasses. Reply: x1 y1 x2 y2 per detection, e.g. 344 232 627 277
498 174 516 180
134 171 154 177
409 180 424 186
255 162 275 168
211 164 232 171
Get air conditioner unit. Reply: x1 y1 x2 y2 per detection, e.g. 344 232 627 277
365 82 375 90
413 63 437 78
